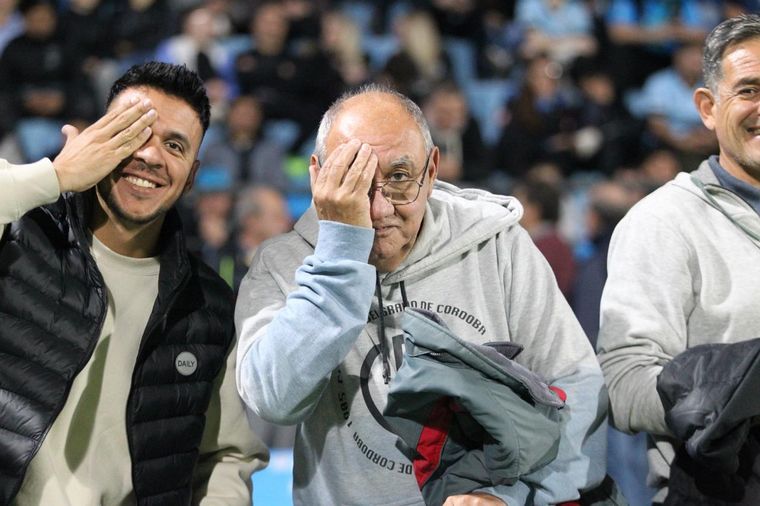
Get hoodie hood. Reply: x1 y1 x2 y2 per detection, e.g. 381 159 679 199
673 159 760 244
294 180 523 283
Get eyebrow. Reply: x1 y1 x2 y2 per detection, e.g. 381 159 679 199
387 155 416 170
732 77 760 89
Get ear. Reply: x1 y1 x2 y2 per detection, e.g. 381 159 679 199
183 160 201 194
694 87 717 131
426 146 439 197
308 153 321 189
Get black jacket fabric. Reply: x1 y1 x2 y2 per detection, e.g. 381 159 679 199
657 338 760 504
0 191 235 506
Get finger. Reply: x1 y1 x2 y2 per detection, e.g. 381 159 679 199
88 94 142 131
98 97 154 139
113 126 152 160
348 150 377 194
314 143 344 189
325 139 361 189
343 142 372 184
60 124 80 145
108 108 156 149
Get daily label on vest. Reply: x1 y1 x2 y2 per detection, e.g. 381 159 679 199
175 351 198 376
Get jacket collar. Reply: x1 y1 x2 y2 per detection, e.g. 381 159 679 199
64 190 191 293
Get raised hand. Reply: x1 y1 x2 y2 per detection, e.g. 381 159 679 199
52 95 157 193
309 139 377 228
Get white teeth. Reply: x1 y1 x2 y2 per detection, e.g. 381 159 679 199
125 175 157 189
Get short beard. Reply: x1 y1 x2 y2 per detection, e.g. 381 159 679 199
97 179 167 228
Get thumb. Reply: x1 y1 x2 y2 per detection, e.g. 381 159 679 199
60 124 80 144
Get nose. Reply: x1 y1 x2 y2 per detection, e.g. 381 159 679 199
369 186 395 221
132 134 163 168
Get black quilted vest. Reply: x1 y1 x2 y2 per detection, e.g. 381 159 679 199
0 192 235 505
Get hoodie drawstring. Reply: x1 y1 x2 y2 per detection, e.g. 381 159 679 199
375 275 408 384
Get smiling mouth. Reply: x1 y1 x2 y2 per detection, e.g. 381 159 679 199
124 175 159 189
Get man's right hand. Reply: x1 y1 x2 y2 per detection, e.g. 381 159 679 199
52 96 157 193
309 139 377 229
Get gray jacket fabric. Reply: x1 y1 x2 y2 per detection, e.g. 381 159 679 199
598 159 760 500
383 308 565 505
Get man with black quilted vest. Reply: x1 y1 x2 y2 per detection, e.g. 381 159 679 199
0 61 267 506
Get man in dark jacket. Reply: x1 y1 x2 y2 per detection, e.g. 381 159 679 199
0 61 267 505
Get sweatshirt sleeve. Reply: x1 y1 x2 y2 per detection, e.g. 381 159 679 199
0 158 60 228
492 226 608 505
597 204 692 437
234 220 376 425
192 333 269 506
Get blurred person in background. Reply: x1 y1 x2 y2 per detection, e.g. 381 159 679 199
186 166 238 288
60 0 120 108
156 5 232 123
570 179 653 506
201 93 289 191
235 185 292 276
603 0 722 91
320 9 371 88
381 9 452 103
0 0 98 161
515 0 598 66
111 0 173 67
0 0 22 54
492 53 582 178
421 80 488 184
571 57 644 175
235 0 341 152
513 176 576 300
632 41 718 169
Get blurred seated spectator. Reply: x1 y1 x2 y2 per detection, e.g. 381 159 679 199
515 0 598 65
570 179 651 506
60 0 119 108
0 0 22 55
201 94 289 192
234 185 292 288
380 9 453 102
282 0 321 48
492 53 582 178
571 179 642 344
478 2 520 78
629 41 717 169
604 0 722 91
637 147 683 192
155 5 232 122
572 58 643 175
235 1 342 152
0 0 97 161
111 0 173 69
513 176 576 299
427 0 486 42
186 166 238 288
422 80 489 184
320 9 371 88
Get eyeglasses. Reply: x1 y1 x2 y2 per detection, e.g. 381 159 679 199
371 149 432 206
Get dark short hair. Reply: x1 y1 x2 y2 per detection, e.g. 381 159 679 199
106 61 210 133
703 14 760 92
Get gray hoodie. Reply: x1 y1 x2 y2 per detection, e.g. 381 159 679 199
598 160 760 501
236 181 607 505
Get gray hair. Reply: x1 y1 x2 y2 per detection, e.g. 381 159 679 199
314 83 434 163
703 14 760 93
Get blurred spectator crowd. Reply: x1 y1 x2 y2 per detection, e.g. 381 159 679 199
2 0 759 503
2 0 756 292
